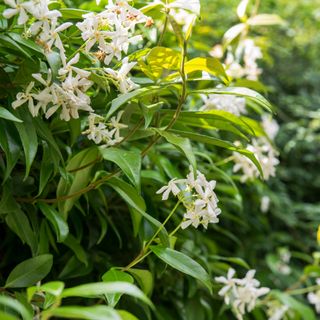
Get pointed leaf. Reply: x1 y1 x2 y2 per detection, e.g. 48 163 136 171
5 254 53 288
150 245 212 292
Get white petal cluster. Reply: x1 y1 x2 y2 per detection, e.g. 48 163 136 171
156 167 221 229
76 0 150 65
83 111 128 146
201 94 246 116
262 114 280 140
215 268 270 320
3 0 72 60
307 279 320 313
167 0 200 33
12 53 94 121
104 57 138 93
233 137 279 182
224 39 263 81
266 302 289 320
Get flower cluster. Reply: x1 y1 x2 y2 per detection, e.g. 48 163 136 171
226 39 263 80
157 167 221 229
266 301 289 320
12 53 93 121
307 279 320 313
215 268 270 320
201 94 246 116
233 137 280 182
76 0 151 65
83 111 127 146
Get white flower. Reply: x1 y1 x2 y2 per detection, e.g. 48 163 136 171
38 19 72 56
167 0 200 16
158 167 221 230
83 111 128 146
267 304 289 320
260 196 270 213
215 268 238 304
308 291 320 314
12 82 37 116
156 178 184 200
105 57 139 93
59 53 91 78
3 0 32 25
233 137 279 182
201 94 246 116
262 114 279 140
215 268 270 320
108 110 128 140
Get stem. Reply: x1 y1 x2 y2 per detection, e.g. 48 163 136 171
144 200 181 251
169 222 183 237
141 40 188 157
123 200 181 271
157 11 169 46
286 285 320 296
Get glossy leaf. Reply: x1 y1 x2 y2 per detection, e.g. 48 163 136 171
150 246 212 292
5 254 53 288
0 107 22 122
99 147 141 189
43 306 120 320
102 269 134 307
155 129 196 170
38 203 69 242
61 282 153 307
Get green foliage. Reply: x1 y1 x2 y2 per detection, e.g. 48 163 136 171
0 0 319 319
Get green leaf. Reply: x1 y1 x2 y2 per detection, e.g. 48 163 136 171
28 281 65 301
117 310 139 320
63 234 88 266
13 109 38 179
106 177 169 246
0 35 32 58
102 269 134 307
272 291 316 320
128 269 154 296
0 107 22 122
5 205 37 254
0 311 18 320
107 86 161 118
59 8 90 19
169 130 263 176
38 203 69 242
61 282 153 308
0 120 21 181
46 51 61 79
57 147 99 216
99 147 141 189
43 306 120 320
168 57 228 84
147 47 181 70
155 129 196 170
8 33 44 55
209 255 250 269
5 254 53 288
192 87 273 113
0 296 32 320
150 246 212 292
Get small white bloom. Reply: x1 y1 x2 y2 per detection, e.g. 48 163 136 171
201 94 246 116
105 57 139 93
262 114 279 140
308 290 320 314
260 196 270 213
156 178 184 200
3 0 31 24
12 82 37 116
215 268 270 320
